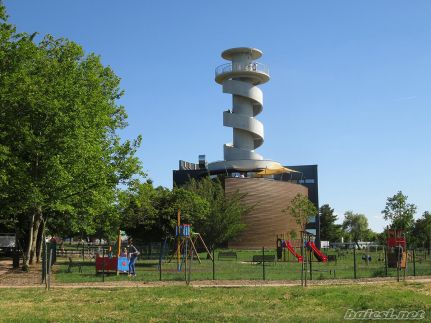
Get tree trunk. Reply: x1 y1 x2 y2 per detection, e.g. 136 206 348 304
23 213 36 271
35 218 45 263
29 212 42 264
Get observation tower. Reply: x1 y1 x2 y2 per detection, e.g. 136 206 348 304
208 47 283 173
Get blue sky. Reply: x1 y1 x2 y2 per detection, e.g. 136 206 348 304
5 1 431 232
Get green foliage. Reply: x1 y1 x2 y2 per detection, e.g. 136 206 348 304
319 204 343 242
120 180 209 243
342 211 370 244
381 191 416 232
0 3 142 265
120 177 248 248
183 177 248 248
283 193 317 231
411 211 431 249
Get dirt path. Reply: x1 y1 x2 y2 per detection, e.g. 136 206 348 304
1 267 431 289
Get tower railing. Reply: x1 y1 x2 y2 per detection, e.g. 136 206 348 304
215 62 269 77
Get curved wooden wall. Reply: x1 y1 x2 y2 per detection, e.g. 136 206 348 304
225 177 308 249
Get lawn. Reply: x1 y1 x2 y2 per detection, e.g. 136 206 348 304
0 282 429 322
53 248 431 284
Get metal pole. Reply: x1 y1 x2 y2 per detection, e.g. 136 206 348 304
102 247 105 282
159 240 162 281
187 248 192 285
353 247 357 279
413 249 416 277
396 247 400 282
48 248 52 290
309 245 312 280
300 233 304 286
384 246 388 277
262 247 265 281
184 239 188 283
212 248 215 280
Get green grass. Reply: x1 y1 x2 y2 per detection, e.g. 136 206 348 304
0 282 430 322
54 248 431 284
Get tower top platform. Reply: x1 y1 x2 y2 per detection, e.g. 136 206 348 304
221 47 263 60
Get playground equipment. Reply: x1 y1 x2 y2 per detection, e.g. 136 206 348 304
167 209 213 272
386 228 407 269
276 238 302 262
306 241 328 262
95 230 129 274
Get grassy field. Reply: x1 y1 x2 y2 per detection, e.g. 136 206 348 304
54 248 431 284
0 282 429 322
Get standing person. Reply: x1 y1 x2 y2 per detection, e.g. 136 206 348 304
127 238 139 277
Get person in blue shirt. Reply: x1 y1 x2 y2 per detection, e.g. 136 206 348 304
127 238 139 277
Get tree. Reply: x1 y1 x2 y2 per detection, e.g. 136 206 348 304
342 211 370 248
183 177 249 249
381 191 416 233
283 194 317 232
120 180 210 243
319 204 343 242
0 5 142 269
411 211 431 250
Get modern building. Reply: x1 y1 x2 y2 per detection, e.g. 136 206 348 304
173 48 320 248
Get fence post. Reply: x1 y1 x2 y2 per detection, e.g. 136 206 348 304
48 248 52 290
309 247 312 280
41 238 46 284
353 247 357 279
212 248 215 280
413 249 416 277
262 247 266 281
300 238 304 286
159 240 162 281
384 246 388 277
184 240 188 283
102 247 105 282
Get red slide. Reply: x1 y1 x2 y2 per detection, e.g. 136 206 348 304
284 241 303 262
306 241 328 262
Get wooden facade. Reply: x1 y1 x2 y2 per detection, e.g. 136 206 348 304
225 177 308 249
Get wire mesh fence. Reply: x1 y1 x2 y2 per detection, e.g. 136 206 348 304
48 242 431 284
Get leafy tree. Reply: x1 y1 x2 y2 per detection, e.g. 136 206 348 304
342 211 370 248
183 177 249 249
411 211 431 250
120 180 210 243
319 204 343 242
0 5 142 269
283 194 317 232
381 191 416 235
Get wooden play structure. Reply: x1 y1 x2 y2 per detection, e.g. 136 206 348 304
167 209 213 272
386 228 407 269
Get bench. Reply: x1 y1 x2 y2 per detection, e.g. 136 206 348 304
252 255 275 264
67 257 82 273
218 251 238 261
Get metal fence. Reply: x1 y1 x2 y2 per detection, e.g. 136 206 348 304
51 242 431 284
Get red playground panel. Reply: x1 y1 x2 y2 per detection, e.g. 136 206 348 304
95 255 118 274
386 229 406 249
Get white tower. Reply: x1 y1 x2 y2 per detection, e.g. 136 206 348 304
208 47 282 172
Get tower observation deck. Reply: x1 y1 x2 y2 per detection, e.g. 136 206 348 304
208 47 283 173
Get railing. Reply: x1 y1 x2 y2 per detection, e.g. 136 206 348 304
215 62 269 77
